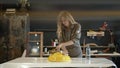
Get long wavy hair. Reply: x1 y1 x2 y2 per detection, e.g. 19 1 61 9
57 11 77 39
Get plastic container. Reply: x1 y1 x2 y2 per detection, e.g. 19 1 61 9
86 45 91 60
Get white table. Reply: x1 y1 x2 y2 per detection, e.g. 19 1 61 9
0 57 117 68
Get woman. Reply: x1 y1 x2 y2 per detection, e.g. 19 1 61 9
56 11 82 58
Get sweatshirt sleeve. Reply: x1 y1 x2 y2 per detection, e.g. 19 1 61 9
71 24 81 46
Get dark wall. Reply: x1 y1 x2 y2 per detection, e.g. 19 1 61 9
1 0 120 46
1 0 120 11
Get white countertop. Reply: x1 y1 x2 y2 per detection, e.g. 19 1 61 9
0 57 117 68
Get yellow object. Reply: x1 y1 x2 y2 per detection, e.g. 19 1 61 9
48 52 71 62
89 29 95 32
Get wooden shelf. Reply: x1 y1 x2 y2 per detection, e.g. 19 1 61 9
81 46 115 48
43 45 115 48
44 46 56 48
28 41 40 42
27 32 44 57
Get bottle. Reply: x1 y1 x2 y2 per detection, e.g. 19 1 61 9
53 39 58 47
86 45 91 60
44 47 48 54
55 39 58 45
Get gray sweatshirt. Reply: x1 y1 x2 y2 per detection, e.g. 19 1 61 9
58 23 82 57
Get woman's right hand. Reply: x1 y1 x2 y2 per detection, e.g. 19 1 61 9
56 43 63 51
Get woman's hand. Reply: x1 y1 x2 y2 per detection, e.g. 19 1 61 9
62 51 68 55
56 43 68 55
56 43 63 51
61 45 68 55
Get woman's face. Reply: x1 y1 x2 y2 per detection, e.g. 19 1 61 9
61 17 70 27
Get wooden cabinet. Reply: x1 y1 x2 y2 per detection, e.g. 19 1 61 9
27 32 43 57
1 13 29 60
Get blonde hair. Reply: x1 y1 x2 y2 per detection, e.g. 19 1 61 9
57 11 77 39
